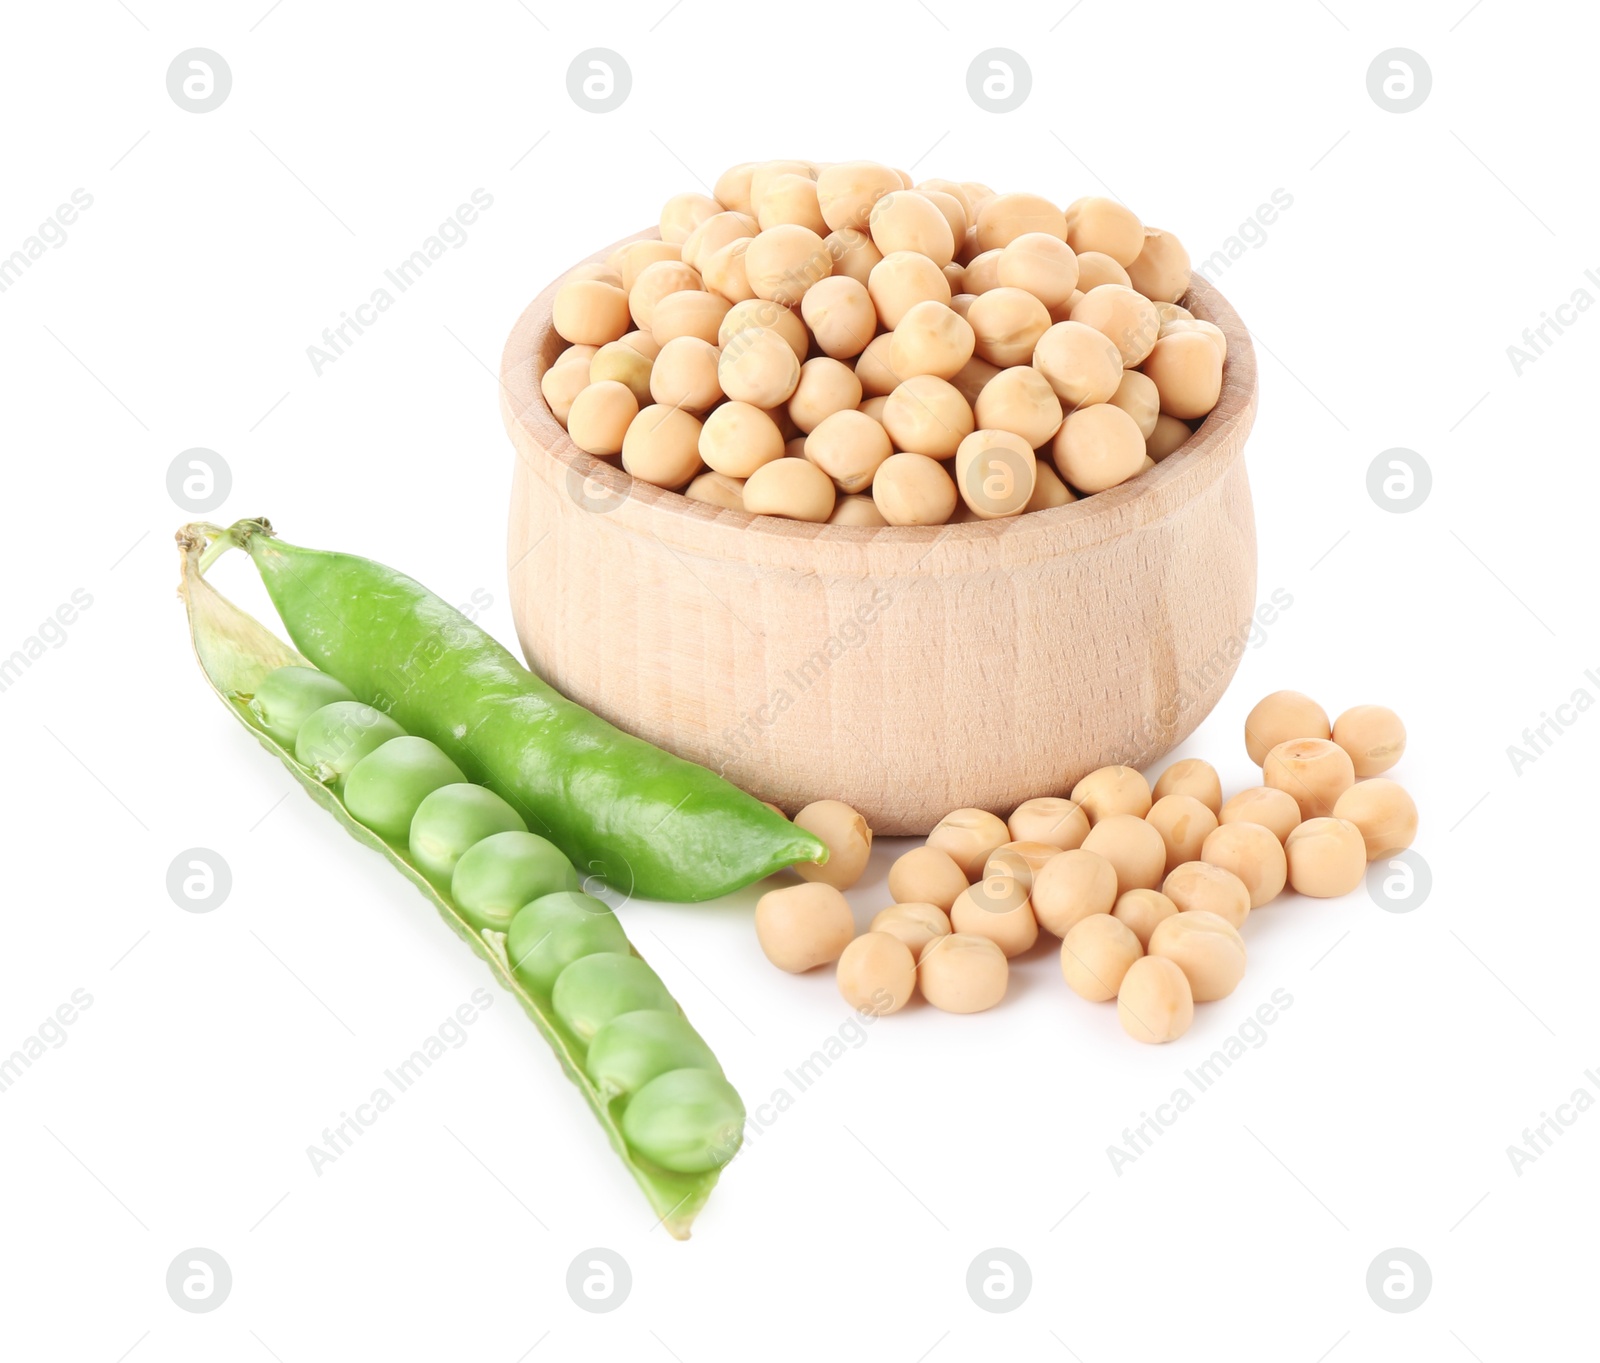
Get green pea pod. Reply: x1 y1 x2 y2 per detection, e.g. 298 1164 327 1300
202 516 823 902
176 523 735 1238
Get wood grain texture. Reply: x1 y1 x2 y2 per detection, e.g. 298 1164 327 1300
501 230 1259 835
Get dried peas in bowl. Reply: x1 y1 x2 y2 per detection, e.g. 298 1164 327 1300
544 159 1225 524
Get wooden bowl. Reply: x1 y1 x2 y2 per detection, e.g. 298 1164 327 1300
501 232 1258 836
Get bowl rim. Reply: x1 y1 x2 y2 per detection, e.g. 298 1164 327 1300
501 228 1258 567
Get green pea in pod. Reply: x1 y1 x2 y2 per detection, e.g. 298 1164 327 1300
505 891 630 996
343 736 466 843
622 1069 746 1174
552 953 678 1043
451 831 581 934
409 784 526 889
294 701 404 785
249 665 356 745
177 523 743 1239
586 1009 723 1099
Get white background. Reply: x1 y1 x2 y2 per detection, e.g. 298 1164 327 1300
1 1 1594 1359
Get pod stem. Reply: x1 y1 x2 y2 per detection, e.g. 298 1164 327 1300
188 517 275 574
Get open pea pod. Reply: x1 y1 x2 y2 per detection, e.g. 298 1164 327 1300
176 523 728 1238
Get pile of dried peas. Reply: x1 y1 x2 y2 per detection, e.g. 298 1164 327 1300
755 691 1418 1042
542 159 1222 525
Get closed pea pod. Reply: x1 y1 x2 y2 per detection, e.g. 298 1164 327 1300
213 521 824 900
